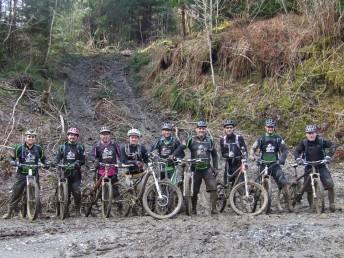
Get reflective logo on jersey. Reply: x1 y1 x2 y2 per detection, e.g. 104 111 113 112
161 146 172 157
102 147 114 159
266 143 275 153
25 152 36 163
196 144 208 159
66 150 76 160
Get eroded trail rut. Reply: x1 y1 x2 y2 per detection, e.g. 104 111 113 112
1 56 344 258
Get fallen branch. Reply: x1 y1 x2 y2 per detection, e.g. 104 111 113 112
2 85 27 148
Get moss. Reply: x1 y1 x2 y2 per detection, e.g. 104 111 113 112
129 52 151 73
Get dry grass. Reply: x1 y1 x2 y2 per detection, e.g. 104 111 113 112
218 14 313 79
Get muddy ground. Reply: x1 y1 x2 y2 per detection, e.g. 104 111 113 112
0 55 344 257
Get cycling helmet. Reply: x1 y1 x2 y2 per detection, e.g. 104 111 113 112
99 126 111 134
265 118 276 127
127 128 141 137
223 119 236 127
161 122 173 131
305 124 317 133
67 127 80 136
25 129 37 136
196 120 207 128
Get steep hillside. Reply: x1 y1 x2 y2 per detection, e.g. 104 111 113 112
133 14 344 154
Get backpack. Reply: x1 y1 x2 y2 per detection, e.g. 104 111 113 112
223 134 241 150
302 137 325 157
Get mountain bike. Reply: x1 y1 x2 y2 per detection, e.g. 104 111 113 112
216 157 268 215
54 163 75 220
174 158 209 216
113 153 183 219
292 160 326 214
84 163 132 218
16 163 44 221
255 160 279 213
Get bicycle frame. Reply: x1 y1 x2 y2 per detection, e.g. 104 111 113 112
301 160 326 200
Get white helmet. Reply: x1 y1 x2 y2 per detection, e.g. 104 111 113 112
127 128 141 137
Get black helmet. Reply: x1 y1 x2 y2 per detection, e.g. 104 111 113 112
305 124 317 133
196 120 207 128
161 122 173 131
223 119 236 127
265 118 276 127
99 126 111 134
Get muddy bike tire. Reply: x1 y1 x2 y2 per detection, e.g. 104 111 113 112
101 181 113 218
313 178 325 214
19 193 27 219
112 183 131 217
229 181 268 215
142 181 183 219
58 182 69 220
26 181 40 221
184 173 192 216
289 182 302 207
216 182 228 213
262 179 272 213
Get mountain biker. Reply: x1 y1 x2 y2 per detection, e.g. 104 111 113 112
250 118 293 212
54 127 85 217
151 122 185 181
220 119 248 185
90 126 121 184
183 120 219 215
293 124 337 212
2 129 48 219
120 128 149 174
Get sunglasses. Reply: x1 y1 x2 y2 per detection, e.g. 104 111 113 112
26 135 36 139
225 126 234 129
306 132 316 134
266 126 274 128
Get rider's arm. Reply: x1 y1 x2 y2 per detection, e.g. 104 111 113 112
38 145 47 164
219 137 229 159
88 144 98 162
55 145 63 164
238 136 248 159
171 139 184 158
79 144 86 166
293 140 305 160
141 145 149 164
278 138 288 164
150 139 160 153
323 139 337 157
211 143 219 170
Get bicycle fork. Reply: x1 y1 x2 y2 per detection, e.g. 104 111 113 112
151 166 163 199
310 171 319 199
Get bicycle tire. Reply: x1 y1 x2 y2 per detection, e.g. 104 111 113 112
289 182 302 207
262 179 272 213
101 182 113 218
19 193 27 219
184 174 192 216
229 181 268 215
26 181 40 221
59 182 69 220
216 182 227 213
142 181 183 219
112 183 131 217
313 178 325 214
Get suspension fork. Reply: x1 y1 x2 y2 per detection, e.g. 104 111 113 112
243 166 249 197
310 166 317 199
150 165 163 199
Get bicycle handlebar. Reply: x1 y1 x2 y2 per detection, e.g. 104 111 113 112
176 158 209 164
99 162 133 168
302 160 327 166
16 163 45 168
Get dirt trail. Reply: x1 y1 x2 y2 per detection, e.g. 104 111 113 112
1 55 344 257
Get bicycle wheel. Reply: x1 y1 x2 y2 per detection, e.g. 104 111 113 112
19 193 27 219
142 181 183 219
289 182 302 207
184 174 192 216
58 182 69 220
112 183 131 217
229 181 268 215
216 182 227 213
26 181 40 221
101 181 113 218
262 179 272 213
313 178 325 214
